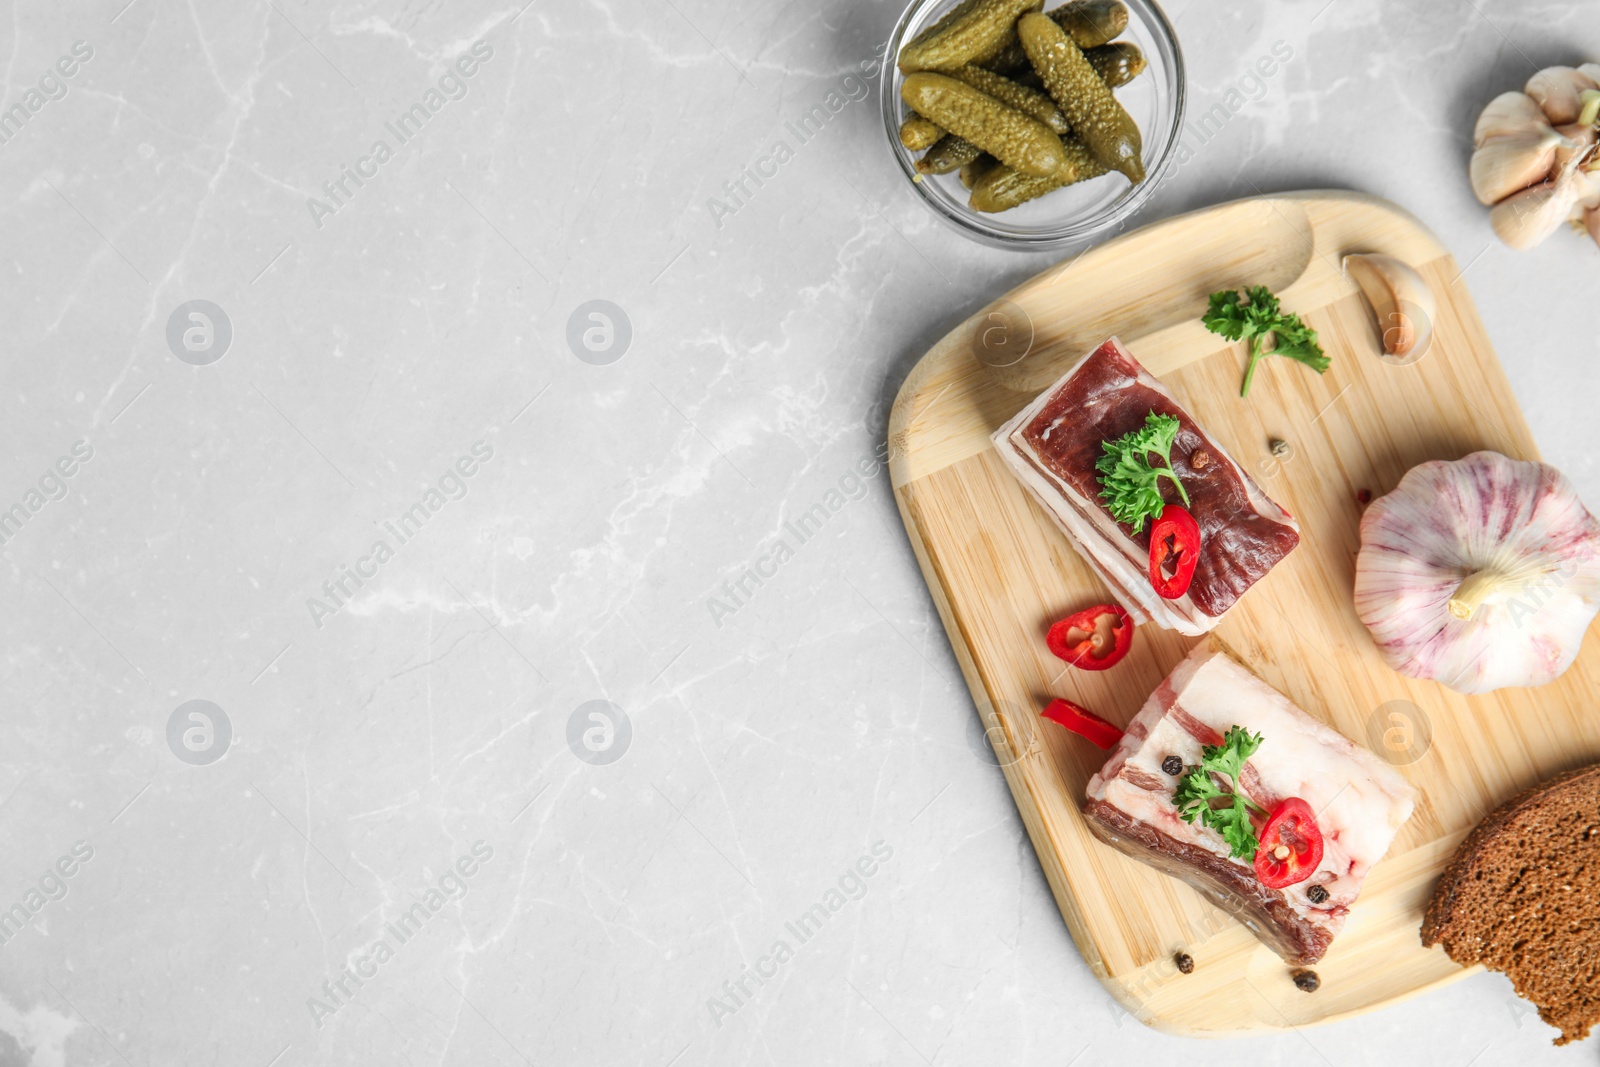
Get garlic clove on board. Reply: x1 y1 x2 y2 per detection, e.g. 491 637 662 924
1491 178 1581 250
1474 90 1549 147
1354 451 1600 695
1525 66 1599 124
1469 127 1565 205
1342 254 1436 362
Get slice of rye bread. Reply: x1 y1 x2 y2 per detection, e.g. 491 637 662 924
1421 763 1600 1045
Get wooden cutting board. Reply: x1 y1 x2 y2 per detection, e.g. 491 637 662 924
888 191 1600 1035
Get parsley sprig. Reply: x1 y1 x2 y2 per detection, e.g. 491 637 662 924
1203 286 1330 398
1173 726 1268 860
1095 412 1190 534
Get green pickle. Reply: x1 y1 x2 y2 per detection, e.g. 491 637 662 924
950 65 1069 134
1017 13 1144 183
1051 0 1129 47
969 137 1108 211
916 134 983 175
994 43 1146 89
900 114 944 151
899 0 985 65
960 154 1000 189
897 0 1043 73
978 0 1129 75
902 72 1069 178
1086 41 1145 86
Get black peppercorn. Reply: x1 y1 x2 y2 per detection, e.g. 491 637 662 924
1174 952 1194 974
1161 755 1183 776
1307 884 1329 904
1292 969 1320 992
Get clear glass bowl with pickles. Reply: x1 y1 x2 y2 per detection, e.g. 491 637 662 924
882 0 1185 248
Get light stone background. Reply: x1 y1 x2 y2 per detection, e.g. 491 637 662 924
0 0 1596 1064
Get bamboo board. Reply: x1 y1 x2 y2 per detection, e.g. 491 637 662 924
888 192 1600 1035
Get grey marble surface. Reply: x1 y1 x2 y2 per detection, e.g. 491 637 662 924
0 0 1596 1064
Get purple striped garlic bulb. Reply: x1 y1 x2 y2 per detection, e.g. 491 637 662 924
1354 451 1600 695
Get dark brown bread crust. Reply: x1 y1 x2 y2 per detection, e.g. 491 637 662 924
1083 798 1332 965
1421 763 1600 945
1421 763 1600 1045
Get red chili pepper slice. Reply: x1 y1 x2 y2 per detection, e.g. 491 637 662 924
1253 797 1325 889
1045 603 1134 671
1148 504 1201 600
1040 698 1124 750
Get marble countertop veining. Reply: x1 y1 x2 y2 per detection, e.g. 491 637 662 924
0 0 1595 1063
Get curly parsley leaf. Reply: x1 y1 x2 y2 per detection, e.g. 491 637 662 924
1095 411 1190 534
1173 726 1267 861
1205 725 1263 781
1203 285 1330 398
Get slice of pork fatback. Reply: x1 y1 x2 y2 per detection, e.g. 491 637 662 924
992 336 1299 634
1084 645 1417 965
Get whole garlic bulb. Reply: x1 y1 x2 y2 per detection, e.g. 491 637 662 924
1354 451 1600 695
1471 65 1600 250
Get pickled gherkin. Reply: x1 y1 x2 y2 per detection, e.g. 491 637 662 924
1005 45 1142 89
977 0 1128 75
1017 12 1144 182
1050 0 1129 47
900 114 944 151
960 154 1001 189
949 65 1070 134
969 138 1108 212
897 0 1043 73
901 72 1069 178
1086 41 1145 86
916 134 983 175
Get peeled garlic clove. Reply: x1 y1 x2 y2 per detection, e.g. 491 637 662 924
1474 91 1548 147
1525 66 1598 124
1469 128 1564 205
1343 254 1436 363
1491 178 1578 249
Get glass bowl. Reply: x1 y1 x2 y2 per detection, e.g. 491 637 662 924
881 0 1186 249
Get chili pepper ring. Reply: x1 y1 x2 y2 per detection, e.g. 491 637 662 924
1045 603 1134 670
1148 503 1201 600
